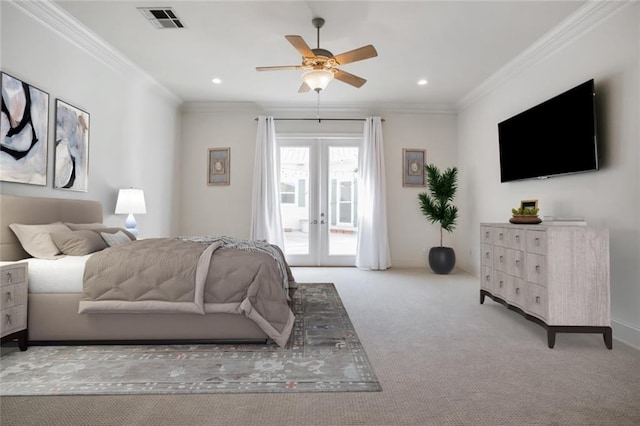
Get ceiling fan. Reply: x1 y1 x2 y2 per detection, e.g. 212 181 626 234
256 17 378 93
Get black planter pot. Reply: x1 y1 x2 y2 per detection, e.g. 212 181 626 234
428 247 456 274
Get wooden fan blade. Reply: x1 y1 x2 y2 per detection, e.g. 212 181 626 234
298 82 311 93
334 69 367 88
285 35 316 58
256 65 304 71
333 45 378 65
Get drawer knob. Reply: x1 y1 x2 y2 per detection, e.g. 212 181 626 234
535 296 541 304
6 272 12 283
515 287 520 295
515 235 520 241
535 265 540 273
485 231 489 238
499 233 504 240
5 314 11 325
485 252 490 259
499 280 504 288
485 275 490 281
515 259 520 266
499 255 504 262
534 237 540 246
5 291 11 303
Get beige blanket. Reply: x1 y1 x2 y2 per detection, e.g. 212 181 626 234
78 238 294 347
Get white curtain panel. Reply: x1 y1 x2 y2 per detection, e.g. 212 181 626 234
356 117 391 270
250 116 285 248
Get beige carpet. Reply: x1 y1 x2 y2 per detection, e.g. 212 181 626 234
1 267 639 425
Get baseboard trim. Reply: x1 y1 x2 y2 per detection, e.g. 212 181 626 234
611 318 640 350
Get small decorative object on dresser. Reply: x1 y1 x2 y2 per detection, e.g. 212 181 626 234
510 200 541 224
479 223 611 349
0 262 28 351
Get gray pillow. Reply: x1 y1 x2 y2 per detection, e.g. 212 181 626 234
65 222 136 241
8 222 71 259
50 230 108 256
101 231 133 247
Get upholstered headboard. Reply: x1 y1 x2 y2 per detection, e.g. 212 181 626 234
0 195 103 261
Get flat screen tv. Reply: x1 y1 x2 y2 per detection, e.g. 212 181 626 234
498 79 598 182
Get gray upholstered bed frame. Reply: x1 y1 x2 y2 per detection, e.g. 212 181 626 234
0 195 267 344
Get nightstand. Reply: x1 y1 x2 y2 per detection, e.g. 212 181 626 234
0 261 28 351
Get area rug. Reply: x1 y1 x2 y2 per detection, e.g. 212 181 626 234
0 283 380 395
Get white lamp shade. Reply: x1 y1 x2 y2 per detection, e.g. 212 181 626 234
302 69 334 91
115 188 146 214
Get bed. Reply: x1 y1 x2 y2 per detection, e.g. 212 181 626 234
0 195 295 346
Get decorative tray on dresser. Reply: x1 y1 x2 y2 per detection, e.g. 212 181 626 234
0 261 28 351
479 223 612 349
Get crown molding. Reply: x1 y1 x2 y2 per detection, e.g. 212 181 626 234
180 102 261 114
457 0 634 110
9 0 182 106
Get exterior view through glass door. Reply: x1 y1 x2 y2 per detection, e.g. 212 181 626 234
279 138 360 266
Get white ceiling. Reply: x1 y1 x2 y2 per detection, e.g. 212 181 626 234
56 1 585 107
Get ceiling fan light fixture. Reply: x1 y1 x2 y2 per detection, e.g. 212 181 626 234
302 69 333 92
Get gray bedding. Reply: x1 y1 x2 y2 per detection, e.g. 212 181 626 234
78 238 294 347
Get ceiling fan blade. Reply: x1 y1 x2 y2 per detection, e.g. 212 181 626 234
298 82 311 93
285 35 316 58
334 69 367 88
256 65 304 71
333 45 378 65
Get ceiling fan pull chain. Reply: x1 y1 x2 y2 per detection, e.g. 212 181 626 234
317 91 321 123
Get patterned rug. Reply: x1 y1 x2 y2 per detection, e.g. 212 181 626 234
0 283 380 395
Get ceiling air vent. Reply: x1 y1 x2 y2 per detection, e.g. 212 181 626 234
138 8 184 29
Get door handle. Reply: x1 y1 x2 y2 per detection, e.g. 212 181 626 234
310 220 318 225
320 220 326 225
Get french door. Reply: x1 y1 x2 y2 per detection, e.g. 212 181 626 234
278 137 361 266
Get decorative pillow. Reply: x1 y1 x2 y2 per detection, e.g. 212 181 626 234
101 231 133 247
8 222 71 259
65 222 136 241
50 230 108 256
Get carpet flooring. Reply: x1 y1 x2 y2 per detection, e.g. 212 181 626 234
0 283 380 396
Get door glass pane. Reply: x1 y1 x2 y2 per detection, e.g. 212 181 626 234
280 147 309 255
328 146 358 255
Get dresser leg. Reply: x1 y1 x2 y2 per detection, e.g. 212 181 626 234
547 329 556 349
480 291 485 304
17 329 28 351
603 328 613 350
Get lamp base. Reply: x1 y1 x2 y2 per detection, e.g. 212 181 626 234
124 213 139 238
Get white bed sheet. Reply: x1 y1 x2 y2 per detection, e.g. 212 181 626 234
26 254 91 293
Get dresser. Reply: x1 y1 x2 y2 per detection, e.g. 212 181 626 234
479 223 611 349
0 262 28 351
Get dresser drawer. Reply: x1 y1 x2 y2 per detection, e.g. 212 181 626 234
526 230 547 255
493 227 507 247
1 305 27 337
1 266 26 286
481 226 494 245
493 246 506 272
507 228 525 251
0 282 28 309
526 253 547 287
506 277 526 308
481 266 493 291
481 244 493 267
494 271 508 299
525 283 548 321
506 248 525 279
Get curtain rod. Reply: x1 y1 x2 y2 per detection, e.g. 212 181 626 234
254 118 385 123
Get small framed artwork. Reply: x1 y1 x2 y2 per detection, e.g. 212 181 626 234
0 72 49 185
54 99 90 191
208 147 230 186
520 199 539 211
402 148 426 187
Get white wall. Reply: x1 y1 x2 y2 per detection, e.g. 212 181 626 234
179 105 458 267
0 3 181 237
456 4 640 346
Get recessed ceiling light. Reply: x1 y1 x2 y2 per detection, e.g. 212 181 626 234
418 79 428 86
211 78 222 84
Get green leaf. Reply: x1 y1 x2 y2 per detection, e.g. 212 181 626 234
418 164 459 245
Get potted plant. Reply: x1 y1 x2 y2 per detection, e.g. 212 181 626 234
418 164 458 274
